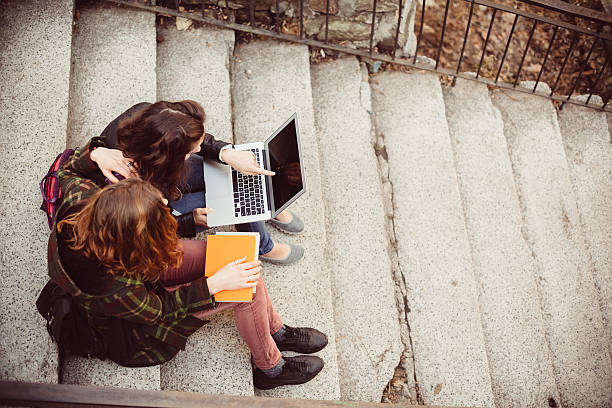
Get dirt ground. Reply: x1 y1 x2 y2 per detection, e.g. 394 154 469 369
415 0 610 103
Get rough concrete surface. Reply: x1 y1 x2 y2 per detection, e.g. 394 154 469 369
443 78 559 408
491 83 612 408
231 40 341 400
0 0 74 384
62 1 160 389
371 71 495 408
156 25 235 143
310 57 402 402
156 24 254 396
62 357 159 390
558 96 612 355
160 311 253 395
67 1 156 147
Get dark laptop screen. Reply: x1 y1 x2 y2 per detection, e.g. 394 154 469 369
267 118 304 214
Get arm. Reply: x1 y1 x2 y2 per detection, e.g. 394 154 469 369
105 278 216 326
196 132 232 163
102 259 262 326
56 143 103 215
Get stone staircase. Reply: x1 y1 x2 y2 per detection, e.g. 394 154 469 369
1 1 611 407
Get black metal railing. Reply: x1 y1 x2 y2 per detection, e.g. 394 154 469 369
105 0 611 112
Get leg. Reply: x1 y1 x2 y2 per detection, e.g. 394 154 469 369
179 154 205 194
235 221 275 255
160 239 207 286
194 277 283 370
232 277 283 369
171 155 207 231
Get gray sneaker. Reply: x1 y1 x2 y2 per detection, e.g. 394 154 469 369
268 211 304 234
260 243 304 265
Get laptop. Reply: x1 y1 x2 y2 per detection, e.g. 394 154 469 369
203 113 305 227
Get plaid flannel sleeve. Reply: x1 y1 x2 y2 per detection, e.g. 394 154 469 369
102 277 216 329
57 142 102 212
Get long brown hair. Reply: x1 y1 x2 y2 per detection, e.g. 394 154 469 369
57 179 182 281
116 100 206 199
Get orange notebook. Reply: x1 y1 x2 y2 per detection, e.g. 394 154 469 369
204 232 259 302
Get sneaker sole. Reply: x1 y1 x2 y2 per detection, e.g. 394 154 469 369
267 220 304 235
254 364 324 390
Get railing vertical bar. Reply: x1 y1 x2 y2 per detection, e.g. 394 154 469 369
325 0 330 42
513 19 537 87
225 0 229 9
275 0 280 33
567 37 598 101
392 0 404 59
370 0 379 54
533 25 558 93
495 14 519 83
551 31 579 96
174 0 179 10
413 0 426 64
435 0 451 69
299 0 304 38
585 59 608 105
248 0 255 27
476 8 497 79
457 0 475 74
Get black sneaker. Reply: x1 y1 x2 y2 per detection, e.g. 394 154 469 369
253 355 324 390
275 325 328 354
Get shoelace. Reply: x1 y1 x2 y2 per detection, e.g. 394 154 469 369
286 358 308 373
286 327 309 344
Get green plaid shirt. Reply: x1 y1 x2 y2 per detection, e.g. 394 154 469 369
47 143 216 366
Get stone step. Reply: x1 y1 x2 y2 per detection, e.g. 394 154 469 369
310 57 402 402
62 1 159 389
155 24 254 396
0 0 74 385
370 70 495 408
442 78 560 408
491 83 612 408
66 0 157 148
557 96 612 354
231 40 341 400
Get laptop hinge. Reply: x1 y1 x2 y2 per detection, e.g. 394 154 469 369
262 148 274 214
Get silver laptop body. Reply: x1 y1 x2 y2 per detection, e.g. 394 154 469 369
204 114 304 227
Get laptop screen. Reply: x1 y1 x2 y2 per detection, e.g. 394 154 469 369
266 116 304 215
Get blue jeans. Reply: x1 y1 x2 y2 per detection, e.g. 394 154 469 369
171 155 274 255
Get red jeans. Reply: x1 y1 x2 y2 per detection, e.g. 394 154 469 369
162 239 283 370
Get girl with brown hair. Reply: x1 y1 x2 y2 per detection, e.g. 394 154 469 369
49 150 327 388
88 100 304 265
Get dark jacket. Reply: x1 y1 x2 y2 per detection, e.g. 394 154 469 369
91 102 231 237
49 144 217 367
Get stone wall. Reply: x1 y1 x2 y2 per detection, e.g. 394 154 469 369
206 0 417 55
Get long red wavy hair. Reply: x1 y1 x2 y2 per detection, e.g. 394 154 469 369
57 179 182 281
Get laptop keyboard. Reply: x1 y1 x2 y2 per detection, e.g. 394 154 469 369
232 148 266 218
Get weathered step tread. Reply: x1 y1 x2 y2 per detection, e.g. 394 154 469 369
231 40 341 401
67 1 157 148
0 0 74 384
491 83 612 408
156 24 254 396
311 57 402 402
371 70 495 408
62 1 159 389
443 77 560 408
558 96 612 354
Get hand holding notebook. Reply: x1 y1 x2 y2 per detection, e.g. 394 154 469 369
205 232 260 302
